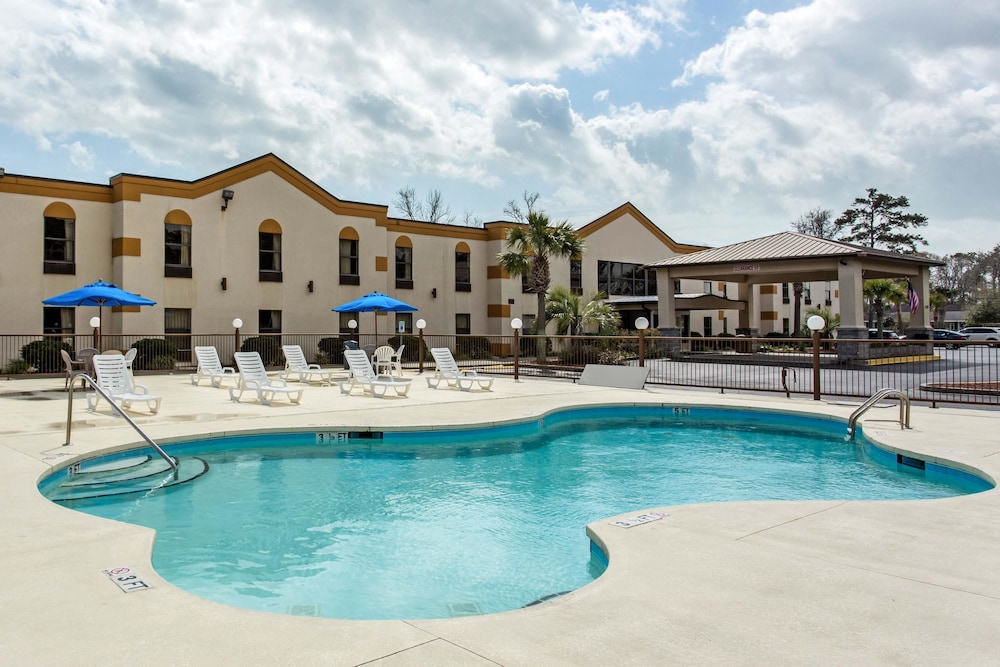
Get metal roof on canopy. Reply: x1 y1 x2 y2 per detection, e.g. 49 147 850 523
645 232 942 283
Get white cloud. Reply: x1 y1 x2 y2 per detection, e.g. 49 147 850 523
0 0 997 256
63 141 95 171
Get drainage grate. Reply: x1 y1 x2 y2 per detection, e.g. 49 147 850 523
446 602 483 616
287 604 320 616
897 454 926 470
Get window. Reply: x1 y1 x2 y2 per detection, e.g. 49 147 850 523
338 313 356 335
674 279 681 294
164 308 192 363
43 307 74 335
782 318 790 335
570 259 582 295
259 310 282 352
703 281 712 295
782 283 790 304
455 313 471 335
597 261 657 297
803 282 812 305
825 282 832 306
164 212 192 278
395 238 413 290
521 272 531 293
340 228 360 285
43 215 75 275
455 243 471 292
395 312 413 335
703 316 713 337
522 313 535 334
258 219 282 282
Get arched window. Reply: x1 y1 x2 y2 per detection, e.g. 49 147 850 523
395 236 413 289
164 210 192 278
259 219 282 282
43 202 76 274
455 242 471 292
339 227 360 285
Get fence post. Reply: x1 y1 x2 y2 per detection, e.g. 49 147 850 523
510 317 523 382
807 315 825 401
416 319 426 374
635 316 649 367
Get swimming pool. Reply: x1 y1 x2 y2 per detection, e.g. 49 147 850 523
41 405 990 620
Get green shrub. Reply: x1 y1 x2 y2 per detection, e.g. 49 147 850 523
147 355 176 371
132 338 177 371
4 358 31 375
597 349 628 365
518 335 551 357
559 345 604 365
318 336 350 364
455 335 492 360
241 336 282 366
21 339 73 373
387 335 428 362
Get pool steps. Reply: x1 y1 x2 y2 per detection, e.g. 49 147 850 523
47 456 209 502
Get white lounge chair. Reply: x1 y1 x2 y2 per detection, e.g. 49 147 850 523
87 354 162 415
340 349 411 398
426 347 494 391
229 352 305 406
280 344 341 385
190 346 239 387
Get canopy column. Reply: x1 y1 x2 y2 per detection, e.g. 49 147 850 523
654 268 682 354
836 258 867 361
736 282 757 337
904 266 933 340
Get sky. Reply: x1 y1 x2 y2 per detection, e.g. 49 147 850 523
1 0 997 257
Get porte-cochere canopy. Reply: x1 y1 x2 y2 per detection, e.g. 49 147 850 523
645 232 942 354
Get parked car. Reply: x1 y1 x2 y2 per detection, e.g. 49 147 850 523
932 329 969 347
868 329 903 340
957 326 1000 345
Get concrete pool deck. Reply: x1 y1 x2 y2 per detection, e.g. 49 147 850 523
1 372 998 665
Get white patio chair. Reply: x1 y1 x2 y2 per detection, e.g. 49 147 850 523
190 346 239 387
87 354 162 415
123 347 137 371
371 345 397 377
390 344 406 377
229 352 305 406
280 344 341 385
340 349 411 398
76 347 98 376
426 347 494 391
61 349 86 391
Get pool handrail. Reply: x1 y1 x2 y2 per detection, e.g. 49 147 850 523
848 388 910 439
63 372 177 475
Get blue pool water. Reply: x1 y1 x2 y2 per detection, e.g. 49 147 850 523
44 406 990 620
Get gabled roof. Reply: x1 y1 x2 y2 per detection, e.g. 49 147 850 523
645 232 942 268
576 202 707 254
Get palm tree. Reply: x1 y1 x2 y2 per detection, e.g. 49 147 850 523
498 211 585 361
804 305 840 337
863 279 906 337
929 289 948 327
546 287 621 336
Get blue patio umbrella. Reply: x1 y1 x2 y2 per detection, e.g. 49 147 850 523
43 279 156 347
332 291 417 341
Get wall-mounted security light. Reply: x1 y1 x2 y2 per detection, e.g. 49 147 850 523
221 189 235 211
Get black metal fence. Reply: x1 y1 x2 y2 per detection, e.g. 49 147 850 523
2 331 997 407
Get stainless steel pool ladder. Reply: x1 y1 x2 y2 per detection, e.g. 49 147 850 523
847 388 910 439
63 372 177 474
